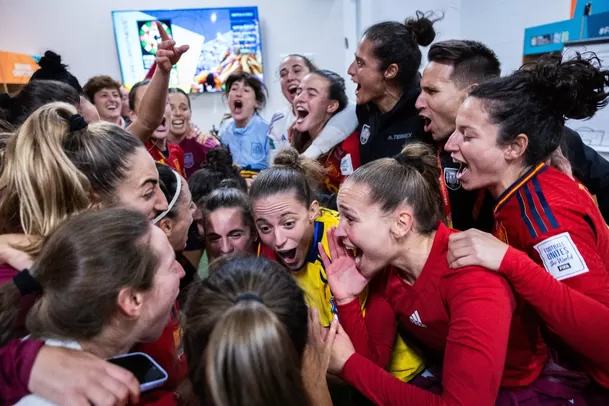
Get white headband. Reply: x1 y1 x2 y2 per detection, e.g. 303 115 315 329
153 169 182 224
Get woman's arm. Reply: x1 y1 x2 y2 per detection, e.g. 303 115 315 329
0 234 36 273
336 287 396 368
499 247 609 368
337 269 514 406
448 226 609 369
127 22 188 144
303 103 358 159
1 341 140 406
0 339 43 404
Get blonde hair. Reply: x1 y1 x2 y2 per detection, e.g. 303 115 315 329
0 102 91 255
0 102 145 255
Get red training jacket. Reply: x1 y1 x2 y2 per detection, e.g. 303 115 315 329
338 223 548 406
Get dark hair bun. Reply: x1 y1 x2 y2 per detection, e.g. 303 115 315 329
404 11 439 47
219 178 243 190
526 52 609 120
205 145 235 171
273 148 301 170
38 51 66 72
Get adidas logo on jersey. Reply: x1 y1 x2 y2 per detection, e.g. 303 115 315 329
409 310 426 328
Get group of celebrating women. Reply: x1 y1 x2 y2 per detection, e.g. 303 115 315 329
0 10 608 406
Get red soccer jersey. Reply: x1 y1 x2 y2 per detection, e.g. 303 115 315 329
132 302 187 390
319 131 361 194
493 162 609 387
337 223 548 406
146 140 186 177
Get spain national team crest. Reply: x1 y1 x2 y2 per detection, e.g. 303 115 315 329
360 124 371 145
443 167 461 190
184 152 194 169
494 221 509 244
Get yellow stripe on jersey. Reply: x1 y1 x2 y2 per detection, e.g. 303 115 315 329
294 208 425 382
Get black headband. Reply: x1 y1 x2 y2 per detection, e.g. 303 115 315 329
13 269 42 296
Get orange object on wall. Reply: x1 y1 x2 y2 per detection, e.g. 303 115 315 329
571 0 578 17
0 51 39 86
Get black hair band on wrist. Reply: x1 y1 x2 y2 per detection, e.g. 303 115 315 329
13 269 42 296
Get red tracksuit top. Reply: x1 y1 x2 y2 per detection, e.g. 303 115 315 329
320 130 361 194
493 163 609 388
146 140 186 177
337 223 548 406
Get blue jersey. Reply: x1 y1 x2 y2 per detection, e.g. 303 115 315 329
219 114 270 171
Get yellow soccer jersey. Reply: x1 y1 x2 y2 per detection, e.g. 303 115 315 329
259 208 425 382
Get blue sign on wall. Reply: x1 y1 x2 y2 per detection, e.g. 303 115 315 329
587 11 609 38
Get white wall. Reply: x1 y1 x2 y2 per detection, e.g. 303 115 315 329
0 0 347 132
460 0 572 74
358 0 462 71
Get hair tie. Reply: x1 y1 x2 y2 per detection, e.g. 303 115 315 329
13 270 42 296
68 114 88 132
235 292 264 304
394 154 425 173
0 93 13 110
153 169 182 224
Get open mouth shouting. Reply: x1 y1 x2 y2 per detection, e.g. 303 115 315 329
420 114 432 133
275 247 299 267
342 240 363 267
288 84 298 96
295 105 309 125
233 99 243 115
452 157 469 180
156 117 168 133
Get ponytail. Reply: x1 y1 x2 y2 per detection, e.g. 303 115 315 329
183 256 309 406
0 102 91 255
205 301 306 406
0 102 144 256
347 142 443 233
250 147 326 207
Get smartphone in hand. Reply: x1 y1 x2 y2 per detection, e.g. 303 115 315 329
107 352 168 392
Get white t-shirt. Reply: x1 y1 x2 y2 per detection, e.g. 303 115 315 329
16 339 82 406
266 102 358 162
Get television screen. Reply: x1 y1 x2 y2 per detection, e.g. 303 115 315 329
112 7 263 93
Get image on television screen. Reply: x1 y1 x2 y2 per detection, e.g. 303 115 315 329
112 7 263 94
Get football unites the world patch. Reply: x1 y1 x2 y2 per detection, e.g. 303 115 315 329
534 232 589 281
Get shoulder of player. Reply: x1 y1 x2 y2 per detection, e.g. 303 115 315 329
507 168 592 235
168 142 184 155
317 208 340 226
252 113 270 127
341 130 361 150
440 264 512 299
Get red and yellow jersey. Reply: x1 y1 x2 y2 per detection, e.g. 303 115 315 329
494 163 609 385
494 163 609 298
259 208 424 382
146 140 186 177
319 131 361 194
